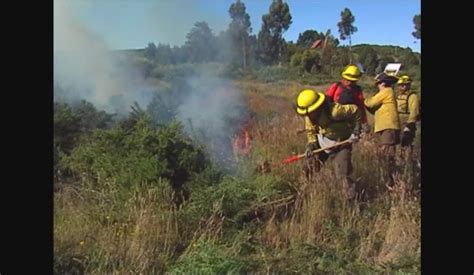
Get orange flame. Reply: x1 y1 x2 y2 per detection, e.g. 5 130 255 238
232 128 251 159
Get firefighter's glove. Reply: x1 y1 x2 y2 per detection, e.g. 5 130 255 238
350 123 361 143
305 142 318 158
349 133 360 143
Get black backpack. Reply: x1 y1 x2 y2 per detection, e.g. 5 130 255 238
335 82 361 105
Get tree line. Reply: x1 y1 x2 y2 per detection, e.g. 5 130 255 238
133 0 420 77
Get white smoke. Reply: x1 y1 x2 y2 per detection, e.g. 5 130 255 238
54 0 249 168
177 68 248 167
54 0 153 115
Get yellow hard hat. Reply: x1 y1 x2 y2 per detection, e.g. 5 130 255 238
296 89 325 115
397 75 412 85
341 64 361 81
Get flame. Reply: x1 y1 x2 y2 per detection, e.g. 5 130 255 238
232 128 251 160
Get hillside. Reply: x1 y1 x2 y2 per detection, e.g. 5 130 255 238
54 78 421 274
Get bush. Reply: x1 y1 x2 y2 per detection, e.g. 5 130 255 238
151 63 196 80
254 66 301 83
290 52 302 67
62 117 208 189
54 102 82 155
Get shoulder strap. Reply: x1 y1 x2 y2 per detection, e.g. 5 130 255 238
405 92 415 114
352 84 362 93
334 82 358 104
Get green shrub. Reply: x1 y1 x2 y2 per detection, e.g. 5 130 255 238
62 117 208 188
168 238 247 274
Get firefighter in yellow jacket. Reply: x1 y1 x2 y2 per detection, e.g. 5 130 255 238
296 89 361 199
396 75 420 156
364 72 400 186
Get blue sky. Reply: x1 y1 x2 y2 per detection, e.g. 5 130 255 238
57 0 420 53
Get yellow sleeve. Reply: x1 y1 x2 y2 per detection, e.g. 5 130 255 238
407 94 420 123
364 90 386 110
330 103 360 123
304 116 318 144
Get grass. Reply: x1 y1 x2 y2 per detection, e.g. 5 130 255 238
54 79 421 274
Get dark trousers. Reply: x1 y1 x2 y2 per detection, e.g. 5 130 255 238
400 130 415 160
377 129 400 186
304 144 356 198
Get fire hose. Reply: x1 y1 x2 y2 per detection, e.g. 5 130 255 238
280 138 353 165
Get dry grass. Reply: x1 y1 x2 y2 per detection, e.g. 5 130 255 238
240 80 421 272
54 180 182 273
54 79 420 274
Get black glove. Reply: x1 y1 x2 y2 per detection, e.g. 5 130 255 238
401 130 415 147
401 123 416 146
305 142 318 158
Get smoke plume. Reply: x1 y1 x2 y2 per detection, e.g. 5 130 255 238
54 0 249 168
54 0 154 115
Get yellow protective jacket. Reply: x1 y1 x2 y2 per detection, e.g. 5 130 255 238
364 87 400 133
304 102 360 145
396 91 420 126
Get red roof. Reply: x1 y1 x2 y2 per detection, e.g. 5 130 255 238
310 39 322 49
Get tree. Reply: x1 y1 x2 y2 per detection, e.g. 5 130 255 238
400 47 419 66
215 30 233 63
319 29 340 49
290 51 302 67
282 41 299 64
317 46 334 74
337 8 358 63
184 21 217 63
171 46 188 64
296 30 323 48
257 0 292 65
301 50 320 73
138 58 155 78
357 46 378 75
257 20 277 65
54 102 81 155
314 29 339 73
146 80 191 126
247 34 258 68
155 43 174 64
144 42 157 61
72 100 115 133
228 0 252 72
412 14 421 40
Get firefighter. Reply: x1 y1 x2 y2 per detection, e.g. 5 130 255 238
364 72 400 186
326 64 371 134
396 75 420 158
296 89 361 199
